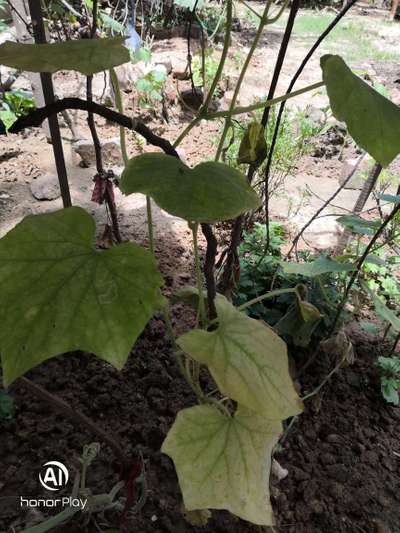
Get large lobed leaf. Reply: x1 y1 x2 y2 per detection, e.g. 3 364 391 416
0 207 163 385
119 153 261 223
321 55 400 167
177 295 303 419
0 37 130 75
162 404 281 525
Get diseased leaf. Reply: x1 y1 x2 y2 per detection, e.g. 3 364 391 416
275 299 321 347
321 55 400 167
0 208 163 385
177 295 303 419
238 122 268 165
119 153 261 223
282 256 355 277
0 37 130 75
298 300 321 323
162 404 281 525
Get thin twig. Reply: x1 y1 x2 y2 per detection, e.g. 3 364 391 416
201 223 218 320
263 0 358 235
20 377 128 468
263 0 300 249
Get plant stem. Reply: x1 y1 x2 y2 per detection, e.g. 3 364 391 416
146 196 154 255
110 67 128 166
237 287 298 312
215 1 272 161
111 67 155 254
263 0 358 227
86 1 121 243
201 223 218 320
300 358 343 401
191 222 207 326
263 0 300 250
207 81 324 120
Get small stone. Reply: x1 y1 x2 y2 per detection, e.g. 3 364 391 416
326 434 342 444
156 59 172 75
30 173 61 201
73 137 123 167
272 458 288 481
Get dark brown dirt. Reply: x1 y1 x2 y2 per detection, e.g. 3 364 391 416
274 331 400 533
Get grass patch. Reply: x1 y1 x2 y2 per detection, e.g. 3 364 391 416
271 11 400 62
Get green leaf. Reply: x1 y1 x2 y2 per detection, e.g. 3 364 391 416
120 153 261 223
376 193 400 204
238 122 268 165
0 207 163 385
337 215 381 236
132 47 151 64
177 296 303 419
377 356 400 375
0 37 130 75
381 378 399 405
162 404 281 525
0 109 17 130
321 55 400 167
282 256 355 277
100 12 125 33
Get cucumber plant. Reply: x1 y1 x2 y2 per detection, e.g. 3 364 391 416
1 0 400 527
